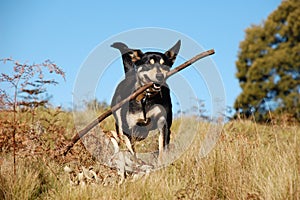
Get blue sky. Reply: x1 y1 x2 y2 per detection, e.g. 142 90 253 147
0 0 282 114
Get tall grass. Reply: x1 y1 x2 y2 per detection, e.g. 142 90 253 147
0 119 299 199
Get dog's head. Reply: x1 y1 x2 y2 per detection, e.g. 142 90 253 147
112 40 181 90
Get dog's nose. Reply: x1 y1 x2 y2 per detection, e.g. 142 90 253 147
156 73 164 82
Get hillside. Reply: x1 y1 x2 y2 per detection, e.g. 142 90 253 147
0 109 299 199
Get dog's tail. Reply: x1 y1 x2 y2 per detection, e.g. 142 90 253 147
111 42 129 54
111 42 143 77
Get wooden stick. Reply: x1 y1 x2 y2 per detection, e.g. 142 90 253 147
61 49 215 156
62 83 153 155
166 49 215 77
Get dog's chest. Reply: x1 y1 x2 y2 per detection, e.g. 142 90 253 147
126 104 164 129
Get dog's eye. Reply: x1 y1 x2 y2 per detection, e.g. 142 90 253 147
149 59 155 65
159 58 164 65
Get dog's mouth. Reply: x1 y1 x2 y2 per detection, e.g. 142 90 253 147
145 83 161 94
153 83 161 91
143 75 163 91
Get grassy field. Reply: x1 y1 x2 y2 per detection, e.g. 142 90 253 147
0 112 299 199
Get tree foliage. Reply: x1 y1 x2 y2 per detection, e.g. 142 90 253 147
0 58 65 112
234 0 300 122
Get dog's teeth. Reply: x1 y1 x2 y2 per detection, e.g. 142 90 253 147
153 84 161 89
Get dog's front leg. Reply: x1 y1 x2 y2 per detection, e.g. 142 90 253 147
121 134 135 155
158 131 164 165
157 118 169 165
115 122 135 155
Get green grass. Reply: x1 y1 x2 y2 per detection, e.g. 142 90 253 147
0 112 299 199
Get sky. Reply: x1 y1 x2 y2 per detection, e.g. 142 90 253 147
0 0 282 117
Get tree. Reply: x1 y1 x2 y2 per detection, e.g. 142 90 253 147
234 0 300 122
0 58 65 175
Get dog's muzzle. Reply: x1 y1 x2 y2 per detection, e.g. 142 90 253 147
142 74 164 93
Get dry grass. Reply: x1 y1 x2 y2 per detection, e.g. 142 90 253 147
0 118 299 199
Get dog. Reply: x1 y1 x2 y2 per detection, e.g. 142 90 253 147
110 40 181 162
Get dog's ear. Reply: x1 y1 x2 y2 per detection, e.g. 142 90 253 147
111 42 143 76
164 40 181 66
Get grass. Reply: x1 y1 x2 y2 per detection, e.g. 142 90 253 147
0 112 299 199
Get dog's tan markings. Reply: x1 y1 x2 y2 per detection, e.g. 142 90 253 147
159 58 164 65
150 58 155 65
130 51 141 62
167 51 174 59
149 68 156 79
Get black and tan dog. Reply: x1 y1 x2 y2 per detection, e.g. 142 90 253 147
111 40 181 162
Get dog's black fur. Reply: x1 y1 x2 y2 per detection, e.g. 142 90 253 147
110 41 181 160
